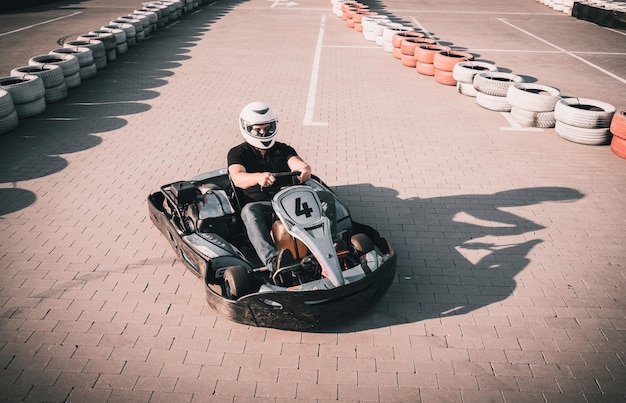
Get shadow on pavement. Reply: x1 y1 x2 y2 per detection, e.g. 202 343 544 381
0 0 250 216
322 184 584 332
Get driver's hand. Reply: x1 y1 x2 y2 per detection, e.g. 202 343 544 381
258 172 275 189
297 166 311 183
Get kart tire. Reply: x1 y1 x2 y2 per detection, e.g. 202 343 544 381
351 233 374 254
610 135 626 159
610 110 626 139
554 97 616 129
476 92 511 112
433 50 474 72
473 72 524 97
415 44 450 64
506 83 561 112
452 61 497 84
223 266 254 300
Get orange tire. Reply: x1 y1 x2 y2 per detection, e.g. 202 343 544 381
433 50 474 72
354 22 363 32
415 44 451 64
400 54 417 68
400 38 428 56
416 62 435 76
610 110 626 139
392 46 403 60
434 69 456 85
610 135 626 159
346 19 355 28
392 31 425 49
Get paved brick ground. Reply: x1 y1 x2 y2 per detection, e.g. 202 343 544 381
0 0 625 401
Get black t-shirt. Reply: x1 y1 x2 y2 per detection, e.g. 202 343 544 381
227 142 298 203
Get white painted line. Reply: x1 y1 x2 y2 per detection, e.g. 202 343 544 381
303 14 328 127
499 112 544 132
499 18 626 85
0 12 82 37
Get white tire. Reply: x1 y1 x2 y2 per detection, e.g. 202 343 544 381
0 110 19 134
14 96 46 119
0 89 16 117
452 61 498 84
555 120 612 145
457 81 478 97
11 64 64 89
506 83 561 112
98 26 126 45
50 47 93 67
0 75 45 104
554 97 616 129
29 54 79 77
43 82 68 103
473 72 525 97
476 92 511 112
510 107 556 128
78 63 97 80
64 71 81 89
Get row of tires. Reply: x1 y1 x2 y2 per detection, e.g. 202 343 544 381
537 0 626 15
0 0 207 135
332 0 626 159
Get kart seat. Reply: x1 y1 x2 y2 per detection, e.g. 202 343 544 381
271 220 308 259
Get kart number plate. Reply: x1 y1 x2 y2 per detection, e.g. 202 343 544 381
276 188 322 225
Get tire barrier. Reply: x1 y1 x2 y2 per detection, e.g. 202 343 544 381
0 89 19 135
3 0 207 133
554 98 616 145
610 111 626 158
11 64 67 103
506 83 561 128
0 75 46 118
332 0 620 155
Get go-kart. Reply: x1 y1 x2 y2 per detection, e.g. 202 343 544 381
147 168 396 330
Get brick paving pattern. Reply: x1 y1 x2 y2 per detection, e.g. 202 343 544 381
0 0 625 401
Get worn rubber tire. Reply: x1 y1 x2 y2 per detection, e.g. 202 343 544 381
0 75 45 104
13 96 46 118
0 110 19 134
506 83 561 112
473 72 524 97
433 50 474 72
223 266 254 300
554 97 616 129
351 233 375 254
610 134 626 158
68 39 105 60
400 37 430 56
555 120 612 145
0 89 15 117
610 110 626 139
510 107 556 128
11 65 64 89
416 62 435 76
50 47 94 67
98 26 127 44
434 69 456 86
43 82 68 103
476 92 511 112
28 54 80 77
457 81 478 97
400 54 417 67
392 31 425 48
452 61 498 84
415 44 450 64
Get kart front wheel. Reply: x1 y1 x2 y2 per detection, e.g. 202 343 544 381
223 266 254 300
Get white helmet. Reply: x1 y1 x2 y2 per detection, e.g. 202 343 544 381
239 101 278 150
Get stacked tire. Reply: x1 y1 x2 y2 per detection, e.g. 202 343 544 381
100 25 129 55
68 39 107 70
50 47 97 80
398 36 431 68
554 98 616 145
415 44 448 76
0 75 46 118
453 61 498 97
473 72 525 112
0 89 19 134
11 64 67 104
610 110 626 159
362 15 389 42
29 54 81 89
506 83 561 128
391 31 424 62
433 50 474 86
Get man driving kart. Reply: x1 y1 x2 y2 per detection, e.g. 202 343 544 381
227 101 337 273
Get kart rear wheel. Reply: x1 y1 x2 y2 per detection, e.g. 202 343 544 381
223 266 254 300
351 233 374 254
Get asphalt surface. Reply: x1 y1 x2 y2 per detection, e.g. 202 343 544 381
0 0 625 401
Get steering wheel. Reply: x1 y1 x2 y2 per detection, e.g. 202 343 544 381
271 171 301 178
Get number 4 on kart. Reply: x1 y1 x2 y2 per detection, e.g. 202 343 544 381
295 197 313 218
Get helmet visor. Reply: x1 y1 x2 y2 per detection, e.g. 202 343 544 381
244 121 277 139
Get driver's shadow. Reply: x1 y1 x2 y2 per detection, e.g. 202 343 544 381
323 185 584 332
